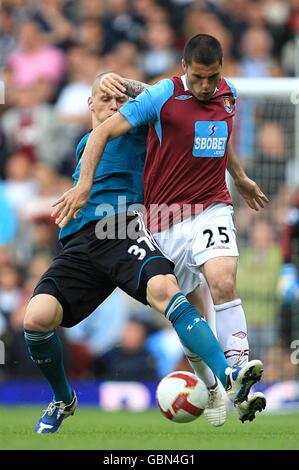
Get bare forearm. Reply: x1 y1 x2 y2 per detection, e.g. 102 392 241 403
77 112 132 190
124 79 149 98
227 142 246 181
77 128 107 191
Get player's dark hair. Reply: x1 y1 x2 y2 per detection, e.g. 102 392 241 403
183 34 223 66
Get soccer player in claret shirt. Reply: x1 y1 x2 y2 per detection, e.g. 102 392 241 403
52 35 268 427
25 72 263 434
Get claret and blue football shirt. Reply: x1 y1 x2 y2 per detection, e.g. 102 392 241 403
120 75 237 221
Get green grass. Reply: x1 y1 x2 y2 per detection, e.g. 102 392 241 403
0 407 298 450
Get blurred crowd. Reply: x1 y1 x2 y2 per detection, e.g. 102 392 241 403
1 0 299 383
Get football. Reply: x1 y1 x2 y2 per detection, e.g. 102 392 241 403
156 371 209 423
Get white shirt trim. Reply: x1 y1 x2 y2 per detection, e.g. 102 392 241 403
180 74 219 96
181 74 189 91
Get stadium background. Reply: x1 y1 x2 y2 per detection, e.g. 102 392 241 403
0 0 299 416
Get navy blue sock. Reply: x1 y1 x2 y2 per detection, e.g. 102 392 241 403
165 293 230 387
24 329 72 404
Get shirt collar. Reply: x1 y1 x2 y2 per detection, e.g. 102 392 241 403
180 74 220 96
181 74 188 91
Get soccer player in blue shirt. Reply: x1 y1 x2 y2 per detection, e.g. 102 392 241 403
25 72 263 434
54 36 269 428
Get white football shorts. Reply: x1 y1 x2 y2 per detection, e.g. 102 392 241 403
154 203 239 295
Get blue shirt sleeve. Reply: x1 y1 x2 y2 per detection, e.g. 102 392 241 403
75 132 91 163
225 78 238 101
120 79 175 127
0 182 16 244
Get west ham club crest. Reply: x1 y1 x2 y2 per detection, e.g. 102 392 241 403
223 96 233 113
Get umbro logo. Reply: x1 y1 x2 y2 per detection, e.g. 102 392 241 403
175 95 193 101
233 331 247 339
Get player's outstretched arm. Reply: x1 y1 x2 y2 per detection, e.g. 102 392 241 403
52 112 132 227
100 72 150 98
227 141 269 211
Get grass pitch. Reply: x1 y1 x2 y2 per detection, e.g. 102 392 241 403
0 407 298 450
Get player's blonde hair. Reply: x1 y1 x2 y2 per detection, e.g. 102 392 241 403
91 72 111 96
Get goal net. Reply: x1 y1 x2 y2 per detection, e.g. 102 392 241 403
231 77 299 381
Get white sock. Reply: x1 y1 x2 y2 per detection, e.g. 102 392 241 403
183 346 216 389
214 299 249 367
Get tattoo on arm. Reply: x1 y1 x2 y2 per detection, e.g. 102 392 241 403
124 79 149 98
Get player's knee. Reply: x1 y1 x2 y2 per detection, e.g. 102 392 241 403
24 306 46 331
146 274 179 312
24 294 62 331
209 277 236 304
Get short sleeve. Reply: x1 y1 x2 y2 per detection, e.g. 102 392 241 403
120 79 175 127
